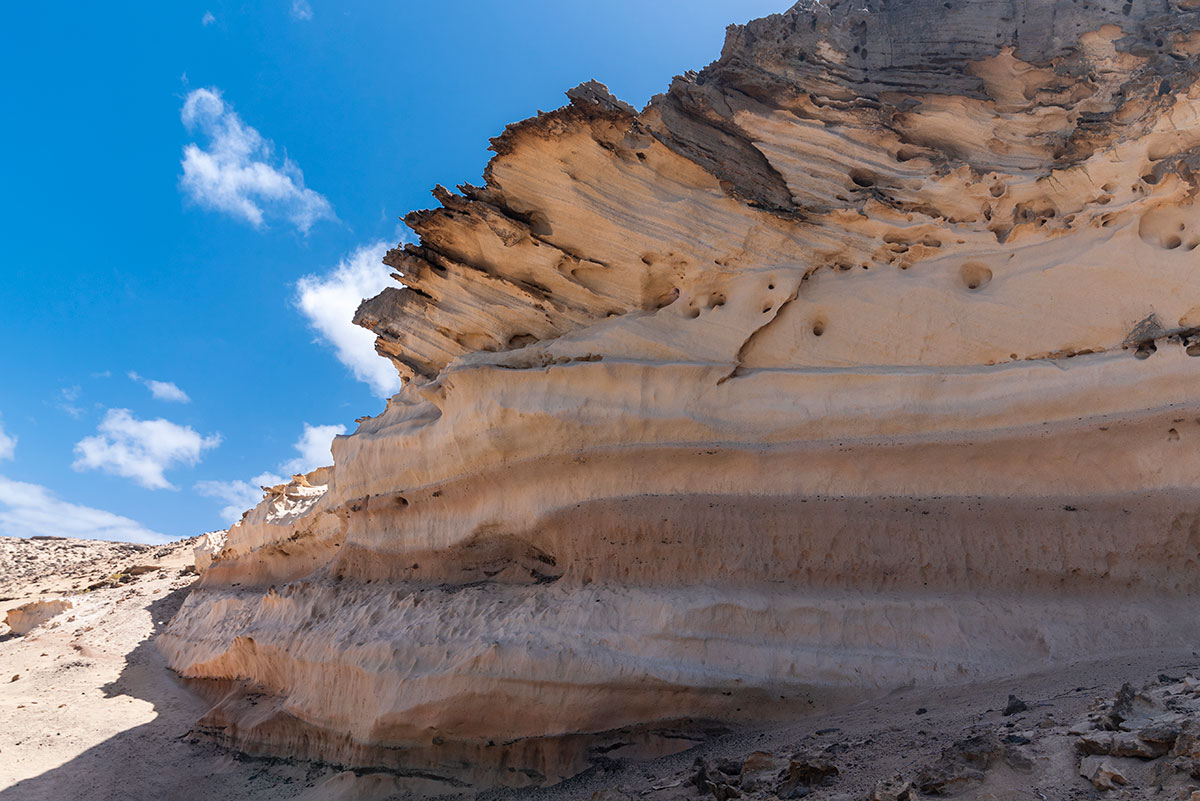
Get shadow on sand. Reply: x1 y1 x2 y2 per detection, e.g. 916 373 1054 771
0 585 311 801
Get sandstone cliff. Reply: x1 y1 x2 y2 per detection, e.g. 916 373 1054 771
160 0 1200 790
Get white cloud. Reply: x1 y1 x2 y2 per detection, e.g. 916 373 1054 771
0 476 171 544
280 423 345 474
296 241 403 397
0 416 15 461
195 471 284 523
73 408 221 490
128 371 191 403
195 422 344 523
201 10 215 25
179 87 334 233
290 0 313 20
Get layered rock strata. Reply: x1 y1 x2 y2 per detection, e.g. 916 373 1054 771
162 0 1200 790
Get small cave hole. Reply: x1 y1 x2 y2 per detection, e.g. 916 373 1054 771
960 262 993 291
708 293 726 309
396 496 409 507
1165 235 1182 249
1168 427 1181 441
762 305 773 314
812 320 826 337
528 212 553 237
990 183 1006 198
1141 173 1160 185
686 307 700 319
849 170 876 188
507 333 538 349
1187 343 1200 357
1135 340 1158 359
768 283 775 290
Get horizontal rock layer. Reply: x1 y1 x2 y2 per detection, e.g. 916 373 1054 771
163 0 1200 790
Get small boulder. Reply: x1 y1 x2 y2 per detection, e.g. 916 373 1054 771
1079 756 1128 790
872 776 918 801
1078 730 1170 759
738 751 787 792
1003 695 1029 716
778 752 839 797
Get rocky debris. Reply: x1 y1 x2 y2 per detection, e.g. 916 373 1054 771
4 599 72 635
669 673 1200 800
911 732 1034 795
871 776 919 801
691 749 839 799
0 536 161 598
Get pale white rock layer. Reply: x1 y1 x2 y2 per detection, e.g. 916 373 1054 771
162 0 1200 790
6 599 72 636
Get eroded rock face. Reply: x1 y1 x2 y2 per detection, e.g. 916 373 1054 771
161 0 1200 790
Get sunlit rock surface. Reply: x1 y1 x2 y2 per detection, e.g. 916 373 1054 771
161 0 1200 790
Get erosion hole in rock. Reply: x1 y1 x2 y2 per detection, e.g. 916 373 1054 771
708 293 727 309
528 211 553 237
812 320 826 337
507 333 537 349
850 169 876 188
1135 340 1158 359
653 287 680 310
1137 207 1192 249
960 262 993 291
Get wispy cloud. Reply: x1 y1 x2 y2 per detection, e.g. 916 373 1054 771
296 241 403 397
290 0 313 20
179 87 334 233
201 10 216 26
128 371 191 403
0 476 171 544
195 422 344 523
73 408 221 490
195 471 284 523
0 415 15 462
280 423 345 474
58 385 84 419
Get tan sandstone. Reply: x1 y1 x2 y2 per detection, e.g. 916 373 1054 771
160 0 1200 791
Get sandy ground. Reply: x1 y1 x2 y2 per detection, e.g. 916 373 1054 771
0 537 324 801
1 535 1199 801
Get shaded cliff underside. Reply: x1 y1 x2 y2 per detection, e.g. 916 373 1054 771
163 0 1200 792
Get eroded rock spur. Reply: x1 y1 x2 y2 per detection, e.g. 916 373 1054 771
161 0 1200 792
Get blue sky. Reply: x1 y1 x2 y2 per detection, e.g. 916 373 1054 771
0 1 787 542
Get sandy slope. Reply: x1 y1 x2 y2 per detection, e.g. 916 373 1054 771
0 537 319 801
